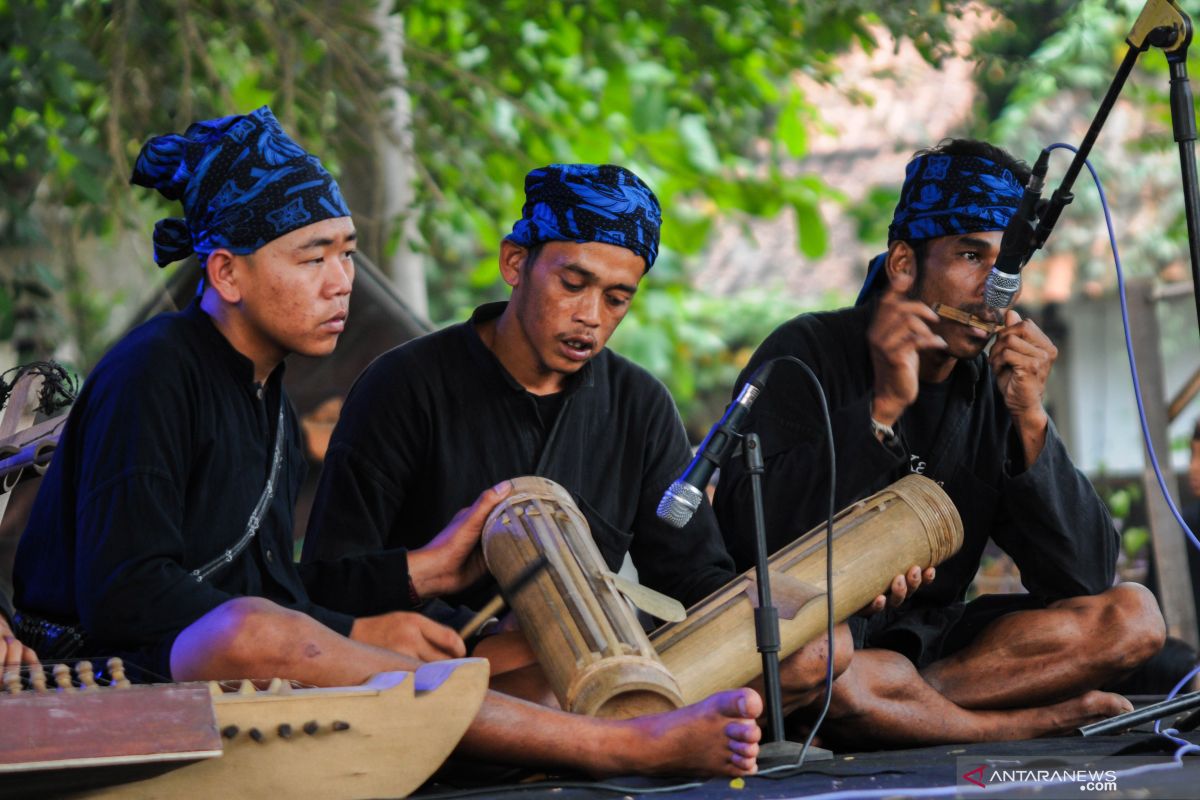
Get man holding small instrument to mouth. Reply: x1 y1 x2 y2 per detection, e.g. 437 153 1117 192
715 138 1166 746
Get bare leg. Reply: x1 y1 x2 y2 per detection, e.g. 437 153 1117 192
922 584 1165 710
170 598 762 777
747 623 855 715
816 648 1132 748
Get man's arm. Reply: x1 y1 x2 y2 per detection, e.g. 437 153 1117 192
714 312 912 567
985 309 1117 596
993 419 1119 597
67 361 244 644
299 482 513 614
303 349 428 562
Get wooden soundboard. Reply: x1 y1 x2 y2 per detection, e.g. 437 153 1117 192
0 657 490 799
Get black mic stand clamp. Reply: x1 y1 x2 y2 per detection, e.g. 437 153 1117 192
742 432 832 766
1027 0 1200 338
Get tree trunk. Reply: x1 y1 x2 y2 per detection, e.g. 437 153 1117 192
371 1 429 321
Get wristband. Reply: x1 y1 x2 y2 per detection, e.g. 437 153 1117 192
870 416 897 444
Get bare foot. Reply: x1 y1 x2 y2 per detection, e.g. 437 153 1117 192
1032 690 1133 737
601 688 763 778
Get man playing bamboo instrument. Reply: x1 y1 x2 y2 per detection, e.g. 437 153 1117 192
304 163 863 715
11 109 762 777
715 138 1166 746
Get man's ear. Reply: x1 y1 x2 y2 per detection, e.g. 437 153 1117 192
884 240 916 295
204 249 243 303
498 240 528 289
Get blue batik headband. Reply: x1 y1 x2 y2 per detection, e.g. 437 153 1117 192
131 106 351 267
505 163 662 271
856 153 1024 304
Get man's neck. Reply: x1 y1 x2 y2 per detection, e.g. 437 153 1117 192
200 292 282 384
477 308 567 396
918 351 957 385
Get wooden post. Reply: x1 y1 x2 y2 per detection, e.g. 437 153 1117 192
1127 279 1199 647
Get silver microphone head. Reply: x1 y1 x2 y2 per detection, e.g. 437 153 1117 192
983 268 1021 310
656 480 704 529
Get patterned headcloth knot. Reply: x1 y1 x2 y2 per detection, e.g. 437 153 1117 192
856 152 1024 304
505 164 662 271
131 106 350 267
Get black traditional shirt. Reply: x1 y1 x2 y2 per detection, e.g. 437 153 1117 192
714 303 1117 610
304 302 736 610
14 302 413 653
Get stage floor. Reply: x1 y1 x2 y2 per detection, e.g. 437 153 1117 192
419 718 1200 799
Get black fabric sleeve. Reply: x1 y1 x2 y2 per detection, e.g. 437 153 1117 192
0 586 13 627
304 349 429 561
297 549 415 616
627 382 736 607
714 316 906 570
992 418 1118 598
73 355 238 645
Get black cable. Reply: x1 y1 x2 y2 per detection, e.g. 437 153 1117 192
758 355 837 766
424 355 839 798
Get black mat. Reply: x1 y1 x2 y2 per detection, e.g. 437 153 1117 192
419 730 1200 799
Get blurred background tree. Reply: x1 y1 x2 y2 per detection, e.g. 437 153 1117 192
4 0 1197 432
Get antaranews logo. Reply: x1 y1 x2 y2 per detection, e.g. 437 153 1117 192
962 764 987 788
956 757 1143 796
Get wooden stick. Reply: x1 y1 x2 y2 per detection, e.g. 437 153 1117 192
457 554 549 640
931 303 1004 335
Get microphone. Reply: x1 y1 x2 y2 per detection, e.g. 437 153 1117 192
658 374 766 528
984 149 1050 310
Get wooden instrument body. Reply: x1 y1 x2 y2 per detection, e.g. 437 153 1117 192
651 474 964 706
0 658 490 800
482 476 684 718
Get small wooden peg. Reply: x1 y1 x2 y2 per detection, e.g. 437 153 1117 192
107 657 131 688
53 663 74 691
75 660 96 688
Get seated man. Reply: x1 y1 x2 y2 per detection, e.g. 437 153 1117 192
715 138 1166 746
12 109 761 777
303 163 854 713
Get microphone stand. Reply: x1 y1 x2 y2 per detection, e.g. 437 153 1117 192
1026 0 1200 337
743 432 832 765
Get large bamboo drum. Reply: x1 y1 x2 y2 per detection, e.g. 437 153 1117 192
650 473 964 706
482 476 685 718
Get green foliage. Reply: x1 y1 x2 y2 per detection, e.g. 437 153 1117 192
980 0 1197 288
1 0 971 422
402 1 963 321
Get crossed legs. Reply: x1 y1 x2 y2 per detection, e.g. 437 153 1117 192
169 597 763 777
808 584 1165 748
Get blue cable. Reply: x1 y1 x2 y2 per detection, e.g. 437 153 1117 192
1047 141 1200 757
1045 142 1200 554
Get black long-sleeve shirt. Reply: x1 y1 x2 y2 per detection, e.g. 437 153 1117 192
304 302 736 610
14 302 413 653
714 303 1117 611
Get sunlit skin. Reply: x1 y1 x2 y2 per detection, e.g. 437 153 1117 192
806 228 1163 748
870 230 1056 467
200 216 357 383
0 616 39 674
477 240 643 395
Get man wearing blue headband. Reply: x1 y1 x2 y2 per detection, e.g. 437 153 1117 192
715 139 1164 745
304 163 847 735
13 132 765 776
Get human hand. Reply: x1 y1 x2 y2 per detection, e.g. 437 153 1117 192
350 610 466 661
408 480 514 599
989 309 1055 431
0 615 40 675
857 565 935 616
866 278 947 427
